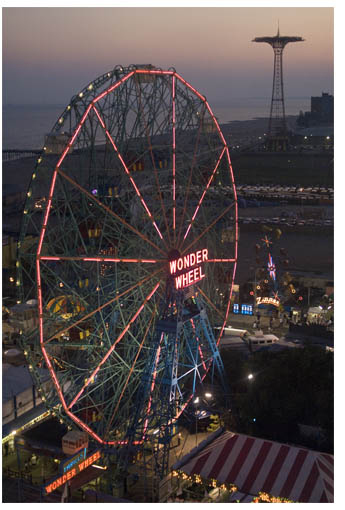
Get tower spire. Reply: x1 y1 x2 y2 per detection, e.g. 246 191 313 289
252 28 305 151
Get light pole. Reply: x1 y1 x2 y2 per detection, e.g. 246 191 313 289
253 267 262 317
254 269 258 315
193 397 199 446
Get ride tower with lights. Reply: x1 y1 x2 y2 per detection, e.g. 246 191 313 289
253 27 304 151
254 231 284 313
125 253 230 481
16 65 238 498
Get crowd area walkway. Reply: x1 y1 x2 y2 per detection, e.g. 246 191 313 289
2 445 94 502
227 312 290 339
2 445 60 489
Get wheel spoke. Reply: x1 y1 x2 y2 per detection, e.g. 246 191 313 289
42 267 163 345
92 105 168 248
57 168 166 256
142 334 163 439
181 146 226 244
36 167 59 256
172 74 176 243
176 113 204 248
206 258 236 263
40 255 162 263
196 285 224 320
104 306 157 438
133 79 172 246
68 282 160 410
181 201 235 254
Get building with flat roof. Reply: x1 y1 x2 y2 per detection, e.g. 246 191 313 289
297 92 334 127
2 364 51 436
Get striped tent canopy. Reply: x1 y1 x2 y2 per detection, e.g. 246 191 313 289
46 295 85 317
176 430 333 503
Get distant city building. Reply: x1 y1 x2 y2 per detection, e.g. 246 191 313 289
311 93 333 119
297 92 334 127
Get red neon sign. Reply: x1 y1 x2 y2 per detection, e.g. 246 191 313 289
44 450 101 494
169 249 208 290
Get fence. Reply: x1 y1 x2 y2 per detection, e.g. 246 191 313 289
3 150 41 162
3 466 33 484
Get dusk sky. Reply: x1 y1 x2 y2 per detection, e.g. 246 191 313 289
2 4 334 109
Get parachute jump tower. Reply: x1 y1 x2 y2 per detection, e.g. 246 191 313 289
253 27 304 151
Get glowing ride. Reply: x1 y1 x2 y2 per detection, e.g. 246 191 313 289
255 232 286 311
267 253 276 281
17 65 238 484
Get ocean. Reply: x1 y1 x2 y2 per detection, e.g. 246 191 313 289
2 104 66 151
2 97 310 150
212 96 309 124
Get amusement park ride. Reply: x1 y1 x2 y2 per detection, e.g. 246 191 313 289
254 229 292 314
253 26 304 151
17 65 238 496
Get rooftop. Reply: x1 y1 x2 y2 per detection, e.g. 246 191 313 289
2 364 50 402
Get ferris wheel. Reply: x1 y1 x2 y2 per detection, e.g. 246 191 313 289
17 65 238 476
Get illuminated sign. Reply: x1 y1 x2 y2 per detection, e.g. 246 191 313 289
60 447 87 474
169 249 208 290
256 296 280 307
241 304 253 315
233 304 253 315
44 450 101 494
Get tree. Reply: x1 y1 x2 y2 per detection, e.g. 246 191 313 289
223 346 333 452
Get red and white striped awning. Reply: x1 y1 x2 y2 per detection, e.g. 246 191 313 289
177 431 333 503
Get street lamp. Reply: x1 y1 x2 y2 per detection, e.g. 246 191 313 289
193 398 200 446
204 393 212 399
252 266 265 316
248 374 254 380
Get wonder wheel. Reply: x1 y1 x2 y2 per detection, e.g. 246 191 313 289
17 65 238 477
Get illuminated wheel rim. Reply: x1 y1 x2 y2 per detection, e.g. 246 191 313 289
17 65 238 445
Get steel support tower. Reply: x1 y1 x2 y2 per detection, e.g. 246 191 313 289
253 27 304 151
